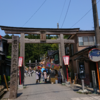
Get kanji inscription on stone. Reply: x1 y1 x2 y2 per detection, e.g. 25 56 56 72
9 36 19 99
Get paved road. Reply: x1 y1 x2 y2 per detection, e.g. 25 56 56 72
14 73 100 100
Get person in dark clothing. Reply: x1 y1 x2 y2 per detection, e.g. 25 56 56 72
38 70 41 83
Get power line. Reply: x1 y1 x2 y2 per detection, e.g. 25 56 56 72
71 9 92 28
71 0 100 28
23 0 47 26
61 0 71 28
58 0 66 23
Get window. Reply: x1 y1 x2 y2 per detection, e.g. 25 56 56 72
78 37 83 46
89 36 94 45
78 36 95 46
84 37 88 45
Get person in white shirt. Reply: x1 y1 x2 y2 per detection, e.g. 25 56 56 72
35 70 39 83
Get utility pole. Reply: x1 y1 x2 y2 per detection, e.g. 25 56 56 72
92 0 100 92
92 0 100 48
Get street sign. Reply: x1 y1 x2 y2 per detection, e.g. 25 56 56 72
63 56 69 65
88 48 100 62
18 57 23 67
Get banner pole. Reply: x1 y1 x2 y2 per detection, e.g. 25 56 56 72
66 65 68 81
96 62 100 92
19 67 21 85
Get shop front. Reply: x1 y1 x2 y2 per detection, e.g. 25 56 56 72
70 46 98 87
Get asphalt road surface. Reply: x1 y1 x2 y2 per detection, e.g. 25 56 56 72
8 73 100 100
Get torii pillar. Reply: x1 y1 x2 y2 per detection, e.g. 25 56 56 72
60 34 66 82
20 33 25 85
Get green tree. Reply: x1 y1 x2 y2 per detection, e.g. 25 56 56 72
4 34 59 65
4 34 12 56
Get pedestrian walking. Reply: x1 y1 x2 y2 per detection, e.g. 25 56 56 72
28 70 31 77
58 70 62 83
42 72 44 81
31 70 33 76
43 69 47 83
35 70 39 84
38 70 41 83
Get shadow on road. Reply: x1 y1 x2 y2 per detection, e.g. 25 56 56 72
18 89 72 97
17 93 23 97
24 82 51 86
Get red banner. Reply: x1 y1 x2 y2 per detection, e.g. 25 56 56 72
18 57 23 67
63 56 69 65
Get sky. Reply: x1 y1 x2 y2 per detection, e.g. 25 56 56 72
0 0 100 36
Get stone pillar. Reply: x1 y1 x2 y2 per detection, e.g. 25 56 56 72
9 36 19 99
60 34 66 82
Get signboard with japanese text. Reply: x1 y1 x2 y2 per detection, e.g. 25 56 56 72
63 56 69 65
18 57 23 67
88 48 100 62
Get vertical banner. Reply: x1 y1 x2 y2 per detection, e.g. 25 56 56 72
63 56 69 65
18 57 23 67
63 56 70 81
18 57 23 85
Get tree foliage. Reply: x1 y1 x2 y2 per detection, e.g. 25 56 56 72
4 34 59 65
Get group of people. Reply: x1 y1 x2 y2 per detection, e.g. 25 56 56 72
25 67 62 84
25 69 34 77
35 69 47 84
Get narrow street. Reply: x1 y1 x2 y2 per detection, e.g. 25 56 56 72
7 73 100 100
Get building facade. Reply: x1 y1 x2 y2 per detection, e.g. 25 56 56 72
65 30 97 87
0 37 11 85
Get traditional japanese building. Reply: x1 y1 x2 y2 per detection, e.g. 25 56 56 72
47 50 59 64
65 30 97 87
0 36 11 85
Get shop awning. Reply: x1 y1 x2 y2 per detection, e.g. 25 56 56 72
74 55 90 61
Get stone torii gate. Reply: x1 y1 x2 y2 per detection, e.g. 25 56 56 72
0 26 79 99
